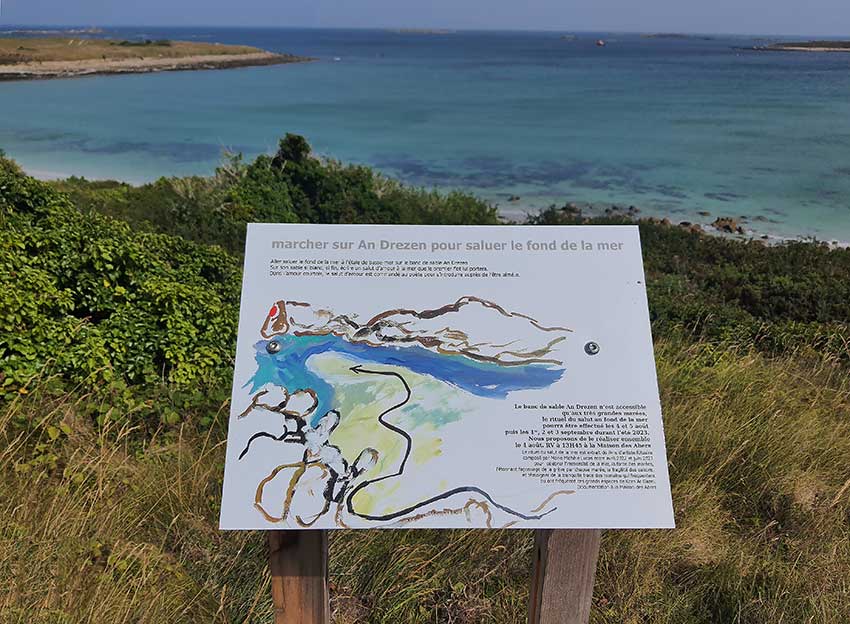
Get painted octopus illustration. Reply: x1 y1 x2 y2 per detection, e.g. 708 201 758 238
236 295 575 528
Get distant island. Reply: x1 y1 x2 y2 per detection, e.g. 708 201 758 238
641 33 715 40
0 27 104 35
0 37 310 81
388 28 455 35
754 40 850 52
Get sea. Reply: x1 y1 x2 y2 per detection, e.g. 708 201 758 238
2 27 850 242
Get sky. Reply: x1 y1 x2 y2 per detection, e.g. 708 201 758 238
0 0 848 36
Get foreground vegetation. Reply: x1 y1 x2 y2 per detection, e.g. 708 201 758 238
2 137 849 622
3 339 848 623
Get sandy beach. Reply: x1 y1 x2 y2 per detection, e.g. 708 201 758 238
768 46 850 52
758 40 850 52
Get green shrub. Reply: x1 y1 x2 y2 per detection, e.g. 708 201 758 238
0 160 240 416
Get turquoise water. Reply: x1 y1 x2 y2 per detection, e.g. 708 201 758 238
1 27 850 241
249 334 564 426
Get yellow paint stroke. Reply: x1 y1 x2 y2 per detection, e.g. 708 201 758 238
411 436 443 466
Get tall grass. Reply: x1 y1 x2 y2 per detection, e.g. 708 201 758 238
0 387 272 623
1 338 849 623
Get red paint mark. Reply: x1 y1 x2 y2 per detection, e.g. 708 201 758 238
269 305 278 317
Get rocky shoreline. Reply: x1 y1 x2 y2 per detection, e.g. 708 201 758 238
0 51 310 81
500 199 848 248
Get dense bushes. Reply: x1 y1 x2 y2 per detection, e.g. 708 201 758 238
0 161 241 420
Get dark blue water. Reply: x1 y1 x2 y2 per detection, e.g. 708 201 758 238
249 333 564 426
2 27 849 241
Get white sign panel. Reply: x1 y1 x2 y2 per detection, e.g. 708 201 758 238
220 224 674 530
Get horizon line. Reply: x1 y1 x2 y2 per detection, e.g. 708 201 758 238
0 22 847 39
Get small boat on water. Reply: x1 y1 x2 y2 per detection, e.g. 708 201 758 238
596 39 607 47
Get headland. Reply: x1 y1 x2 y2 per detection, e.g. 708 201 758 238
0 37 310 81
753 40 850 52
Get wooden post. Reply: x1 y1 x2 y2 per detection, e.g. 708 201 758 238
268 530 330 624
528 529 601 624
